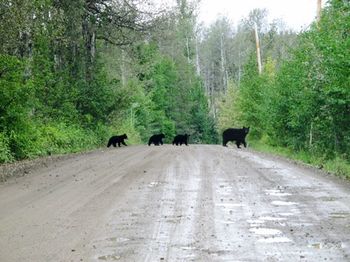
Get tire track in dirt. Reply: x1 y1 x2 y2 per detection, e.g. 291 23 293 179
0 145 349 261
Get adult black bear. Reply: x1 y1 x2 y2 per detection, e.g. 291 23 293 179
107 134 128 147
172 134 189 146
148 133 165 146
222 127 250 148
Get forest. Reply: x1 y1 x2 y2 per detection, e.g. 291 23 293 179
0 0 349 176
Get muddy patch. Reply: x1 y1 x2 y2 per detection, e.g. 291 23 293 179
98 254 121 260
308 240 344 249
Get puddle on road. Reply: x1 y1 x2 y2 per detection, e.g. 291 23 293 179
181 246 198 250
329 212 349 218
279 212 294 217
265 189 291 197
148 181 161 187
248 216 287 228
271 201 298 206
249 227 282 235
259 216 287 222
215 203 244 208
107 237 130 243
258 236 292 243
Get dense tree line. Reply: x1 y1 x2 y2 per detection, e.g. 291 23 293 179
197 9 297 114
0 0 217 162
1 0 348 177
217 0 349 174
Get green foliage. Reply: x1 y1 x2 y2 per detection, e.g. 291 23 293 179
227 55 276 140
217 81 241 133
219 0 349 176
0 132 13 163
37 122 99 154
190 81 218 144
0 0 219 164
267 0 350 159
0 55 31 130
133 42 217 144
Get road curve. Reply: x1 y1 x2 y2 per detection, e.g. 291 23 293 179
0 145 349 261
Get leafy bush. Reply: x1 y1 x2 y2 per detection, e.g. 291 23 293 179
218 0 349 176
0 133 13 163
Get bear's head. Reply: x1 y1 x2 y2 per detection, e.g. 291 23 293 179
123 134 128 139
243 127 250 134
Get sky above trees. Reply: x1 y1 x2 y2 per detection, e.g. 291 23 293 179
197 0 326 31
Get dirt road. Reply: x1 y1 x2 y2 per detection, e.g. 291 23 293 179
0 145 349 261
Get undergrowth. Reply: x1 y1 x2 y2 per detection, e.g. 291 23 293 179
249 140 350 180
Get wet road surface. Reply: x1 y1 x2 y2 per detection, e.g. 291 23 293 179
0 145 349 261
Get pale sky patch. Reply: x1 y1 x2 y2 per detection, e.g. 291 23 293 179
197 0 327 31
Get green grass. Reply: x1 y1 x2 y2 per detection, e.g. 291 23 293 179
0 117 145 164
249 140 350 179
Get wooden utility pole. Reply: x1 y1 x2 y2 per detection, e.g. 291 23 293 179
254 22 262 74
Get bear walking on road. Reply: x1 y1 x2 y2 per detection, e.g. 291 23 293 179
107 134 128 147
148 133 165 146
222 127 250 148
172 134 189 146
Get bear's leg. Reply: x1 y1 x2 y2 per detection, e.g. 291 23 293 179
118 142 121 147
122 141 127 146
236 141 241 148
223 139 228 147
243 140 247 148
113 142 117 147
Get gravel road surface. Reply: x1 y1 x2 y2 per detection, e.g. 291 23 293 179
0 145 349 261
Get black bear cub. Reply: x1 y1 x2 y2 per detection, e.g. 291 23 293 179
222 127 250 148
107 134 128 147
172 134 189 146
148 133 165 146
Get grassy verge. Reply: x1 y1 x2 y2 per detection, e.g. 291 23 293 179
249 140 350 180
0 118 142 164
